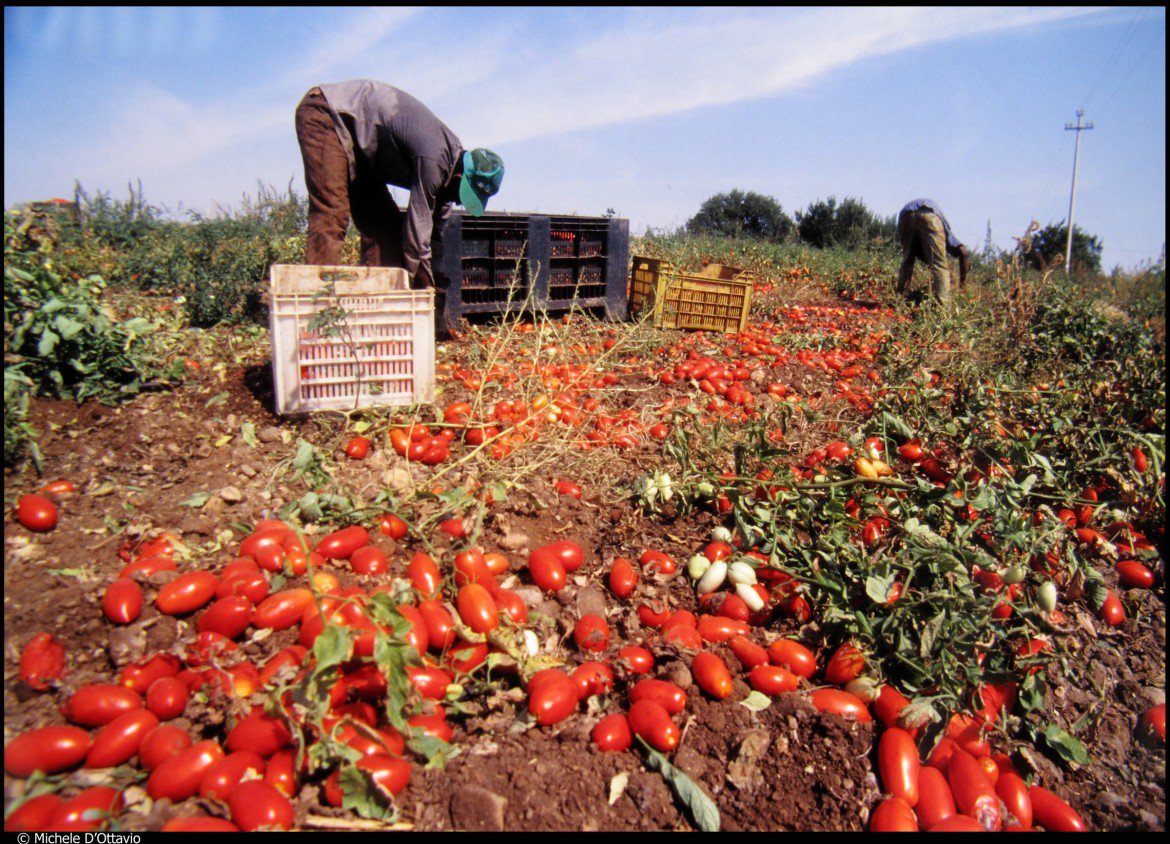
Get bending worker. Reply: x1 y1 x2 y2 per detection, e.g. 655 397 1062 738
295 79 504 338
896 198 968 305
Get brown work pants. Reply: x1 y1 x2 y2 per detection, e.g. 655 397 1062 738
294 87 407 271
897 209 952 305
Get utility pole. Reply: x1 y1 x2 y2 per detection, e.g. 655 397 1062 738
1064 109 1093 275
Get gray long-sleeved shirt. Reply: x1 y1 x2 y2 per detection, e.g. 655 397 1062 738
319 80 462 286
900 198 964 254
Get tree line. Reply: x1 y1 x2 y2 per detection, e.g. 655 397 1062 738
685 190 1105 275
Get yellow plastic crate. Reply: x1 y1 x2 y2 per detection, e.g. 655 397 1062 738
268 264 434 415
629 256 754 333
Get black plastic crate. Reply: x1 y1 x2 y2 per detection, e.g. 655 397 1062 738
435 212 628 323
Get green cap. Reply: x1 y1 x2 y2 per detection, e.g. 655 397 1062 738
459 148 504 217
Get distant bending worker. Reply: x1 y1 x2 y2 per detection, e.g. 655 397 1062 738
896 198 968 305
295 79 503 338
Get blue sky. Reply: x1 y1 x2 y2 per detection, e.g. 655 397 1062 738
4 6 1165 271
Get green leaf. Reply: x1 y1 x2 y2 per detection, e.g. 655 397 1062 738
339 763 397 820
1039 724 1091 766
641 742 721 832
37 328 59 356
241 421 257 447
180 492 210 508
311 624 354 671
739 691 772 712
865 573 897 604
205 391 229 408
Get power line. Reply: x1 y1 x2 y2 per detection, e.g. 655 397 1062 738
1063 110 1093 276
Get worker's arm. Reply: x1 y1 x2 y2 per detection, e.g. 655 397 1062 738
957 245 969 288
402 156 452 289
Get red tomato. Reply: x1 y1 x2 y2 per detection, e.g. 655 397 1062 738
408 551 442 597
592 712 633 751
928 815 986 832
768 639 817 679
228 779 295 831
145 676 190 721
147 739 225 801
20 632 66 691
406 664 453 700
639 549 676 575
696 614 750 644
528 547 567 592
378 512 409 540
253 588 315 630
692 651 734 699
874 684 913 731
453 548 493 587
609 556 638 598
102 578 144 625
4 793 64 832
996 771 1033 829
493 587 530 625
4 725 91 776
350 545 390 575
156 570 219 615
138 725 192 771
728 635 769 670
628 699 679 753
197 595 253 639
629 679 687 715
617 645 655 674
947 749 1002 831
439 517 467 538
16 493 58 532
417 599 456 651
824 641 865 686
544 540 586 572
44 785 122 832
457 583 500 634
748 664 799 695
344 435 371 459
1140 703 1166 742
1028 785 1087 832
809 688 872 722
86 709 160 768
869 796 917 832
310 526 366 562
528 670 578 726
916 765 957 829
62 684 144 727
571 661 615 700
574 614 610 652
878 727 921 807
118 653 182 695
1099 591 1126 626
555 479 583 499
199 750 265 800
226 708 293 758
1116 559 1155 589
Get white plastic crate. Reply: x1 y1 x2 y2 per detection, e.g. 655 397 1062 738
268 264 434 415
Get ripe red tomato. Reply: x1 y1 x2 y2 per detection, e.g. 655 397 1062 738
138 724 192 771
493 587 530 625
768 639 817 679
996 771 1033 829
453 547 493 587
226 709 293 758
4 725 91 776
809 688 872 722
869 796 917 832
1028 785 1087 832
253 588 315 630
4 793 64 832
162 817 240 832
457 583 500 634
573 614 610 652
555 479 583 499
592 712 633 751
344 435 371 459
915 765 957 828
1140 703 1166 742
44 785 122 832
197 595 253 638
85 709 160 769
228 779 295 831
62 683 144 727
528 547 567 592
406 664 453 700
874 684 913 731
315 525 370 559
617 645 655 674
378 512 409 540
947 749 1001 831
629 678 687 715
145 676 190 720
408 551 442 597
350 545 390 575
199 750 265 800
265 749 298 797
156 570 219 615
544 540 586 572
824 641 865 686
1116 560 1155 589
20 632 66 691
609 557 637 599
627 699 679 753
103 578 144 625
16 493 58 532
693 651 734 699
748 664 799 695
146 739 225 801
528 670 578 726
1098 591 1126 626
727 635 768 670
878 727 920 807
